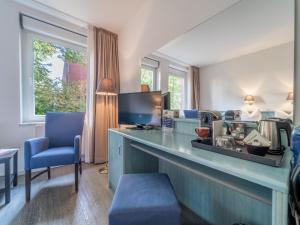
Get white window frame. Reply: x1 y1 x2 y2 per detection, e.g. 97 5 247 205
167 66 188 111
21 30 86 123
140 64 158 91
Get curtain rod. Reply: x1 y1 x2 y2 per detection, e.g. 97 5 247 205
20 13 87 38
144 57 160 63
96 27 118 37
169 65 189 73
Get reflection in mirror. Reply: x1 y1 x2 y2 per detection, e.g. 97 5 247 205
141 0 294 121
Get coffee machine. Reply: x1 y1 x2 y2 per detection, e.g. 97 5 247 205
199 110 222 127
258 118 292 154
199 111 222 142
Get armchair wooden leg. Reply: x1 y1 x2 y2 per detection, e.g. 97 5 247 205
47 167 51 179
75 163 79 192
25 170 31 202
79 160 82 175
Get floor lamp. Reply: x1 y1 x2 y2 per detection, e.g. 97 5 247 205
96 78 117 173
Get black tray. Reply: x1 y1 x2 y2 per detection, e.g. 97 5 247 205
191 139 285 167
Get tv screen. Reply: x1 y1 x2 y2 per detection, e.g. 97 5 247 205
162 92 170 110
118 91 162 126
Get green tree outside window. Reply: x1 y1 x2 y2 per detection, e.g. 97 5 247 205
140 68 154 90
33 40 87 115
168 75 184 110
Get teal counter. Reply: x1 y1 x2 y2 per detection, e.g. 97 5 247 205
173 118 200 136
108 128 291 225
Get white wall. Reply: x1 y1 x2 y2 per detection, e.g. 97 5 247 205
0 0 86 175
295 0 300 126
199 43 294 112
118 0 239 93
0 0 36 175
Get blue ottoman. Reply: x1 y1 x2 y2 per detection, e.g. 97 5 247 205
109 173 181 225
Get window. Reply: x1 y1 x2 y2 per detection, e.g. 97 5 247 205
32 39 87 116
140 57 159 91
168 67 187 110
20 14 87 123
141 65 156 91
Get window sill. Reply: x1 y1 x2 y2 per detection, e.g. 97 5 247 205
19 121 45 126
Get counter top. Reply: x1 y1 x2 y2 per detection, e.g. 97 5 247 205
110 128 291 193
173 118 200 123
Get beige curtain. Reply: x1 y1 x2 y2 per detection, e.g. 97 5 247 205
191 66 200 109
94 28 120 163
81 26 96 163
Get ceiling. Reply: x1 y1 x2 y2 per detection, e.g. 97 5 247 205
157 0 294 67
33 0 147 33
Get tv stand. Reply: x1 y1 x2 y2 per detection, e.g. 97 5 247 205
126 124 153 130
136 124 145 129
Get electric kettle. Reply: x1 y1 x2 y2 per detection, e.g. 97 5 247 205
258 118 292 154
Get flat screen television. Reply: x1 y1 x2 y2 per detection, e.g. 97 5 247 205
162 92 170 110
118 91 162 126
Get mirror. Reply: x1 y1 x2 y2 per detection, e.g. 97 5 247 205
141 0 294 121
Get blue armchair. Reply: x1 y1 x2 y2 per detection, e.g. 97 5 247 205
24 112 85 201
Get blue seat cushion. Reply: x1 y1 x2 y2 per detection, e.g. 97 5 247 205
109 173 181 225
30 146 75 169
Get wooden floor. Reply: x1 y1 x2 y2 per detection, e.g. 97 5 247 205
0 164 204 225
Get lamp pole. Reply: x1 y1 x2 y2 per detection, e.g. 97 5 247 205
96 78 117 173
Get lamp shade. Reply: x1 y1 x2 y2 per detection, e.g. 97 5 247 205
96 78 117 96
287 92 294 101
244 95 255 105
141 84 150 92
